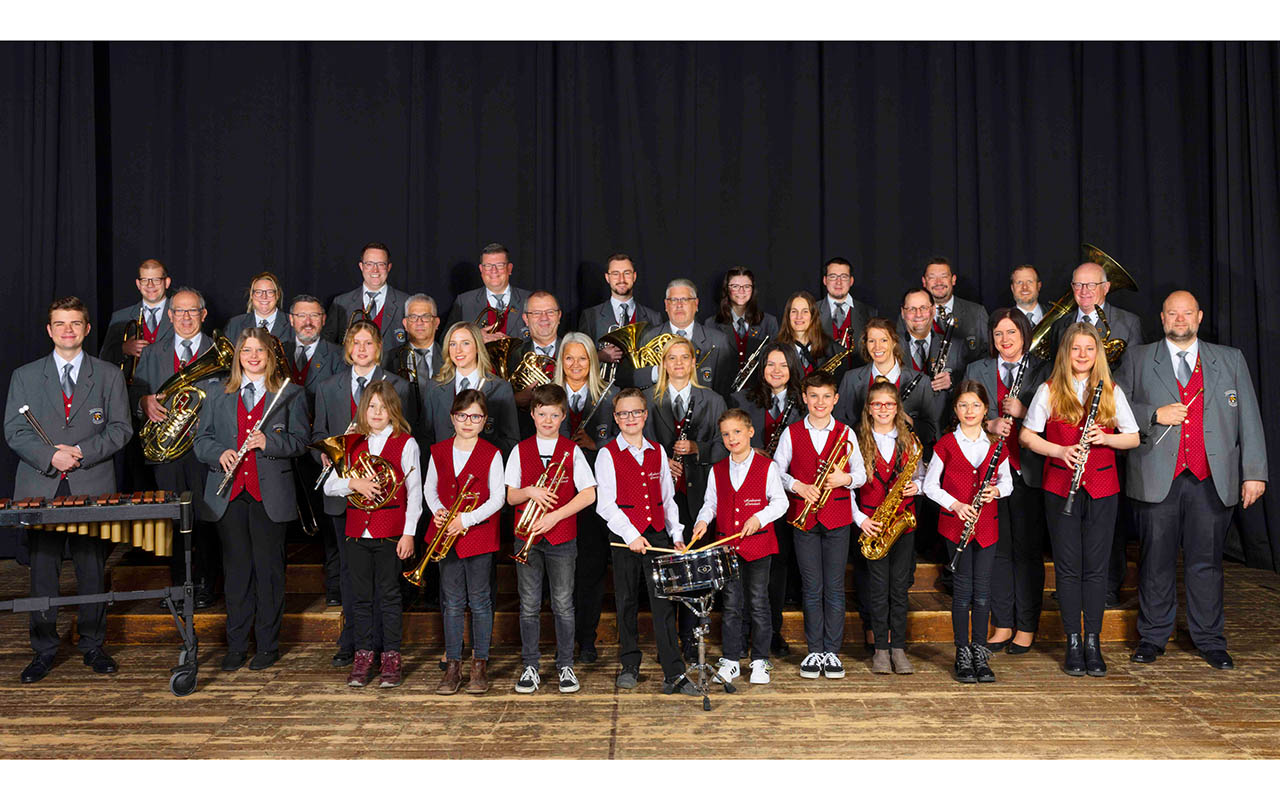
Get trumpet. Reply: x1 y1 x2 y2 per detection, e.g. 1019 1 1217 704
789 435 855 529
730 339 769 394
121 306 145 384
512 451 571 564
215 378 293 496
405 474 480 582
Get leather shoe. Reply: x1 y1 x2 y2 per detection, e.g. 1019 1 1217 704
1130 641 1164 664
578 645 598 664
1006 638 1035 655
1083 633 1107 677
1063 633 1086 677
83 648 118 674
221 651 248 672
331 650 355 668
770 634 791 658
985 637 1010 653
194 588 215 610
1198 649 1235 670
20 655 54 684
249 650 281 670
325 594 342 607
1105 591 1121 609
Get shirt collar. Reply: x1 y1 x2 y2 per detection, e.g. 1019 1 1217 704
239 375 266 393
367 425 392 444
729 450 755 470
142 298 166 312
488 285 512 306
826 294 849 313
872 428 899 444
362 284 387 303
297 340 317 358
668 383 691 405
939 296 955 314
455 368 481 390
254 311 278 330
1077 302 1105 321
174 332 203 355
1165 337 1199 368
804 415 836 433
669 320 695 338
910 330 933 349
615 433 652 453
53 350 84 376
872 362 902 383
956 426 990 445
532 339 557 357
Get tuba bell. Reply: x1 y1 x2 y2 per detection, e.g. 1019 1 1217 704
140 331 236 462
486 335 518 380
1028 243 1138 361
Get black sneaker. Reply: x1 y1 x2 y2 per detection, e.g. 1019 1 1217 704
221 651 248 672
331 650 354 668
578 645 598 664
558 666 580 693
515 665 540 694
799 652 824 679
662 674 700 696
615 665 639 690
971 644 996 682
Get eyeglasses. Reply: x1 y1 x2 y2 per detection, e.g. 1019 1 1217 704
405 314 436 323
902 305 932 316
171 308 202 317
453 412 486 424
665 296 695 305
525 309 560 318
727 282 754 292
1071 281 1106 291
291 312 323 321
479 261 510 271
361 261 389 270
615 409 647 420
137 277 166 286
824 273 852 282
251 289 277 297
868 401 898 410
606 270 635 279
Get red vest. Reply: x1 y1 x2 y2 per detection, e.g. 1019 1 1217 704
762 401 787 452
1041 387 1120 498
426 438 500 558
784 419 853 531
733 326 751 367
514 436 578 546
228 394 264 503
831 307 853 346
934 432 1004 548
483 304 513 335
855 441 917 527
602 438 667 535
995 363 1023 473
712 454 778 561
142 314 159 343
1174 355 1210 481
343 433 411 539
61 390 72 422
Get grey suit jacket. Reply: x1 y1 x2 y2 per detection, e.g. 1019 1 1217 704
445 286 534 338
1114 340 1267 507
193 382 309 523
643 384 728 520
729 390 802 451
1049 302 1143 369
5 354 133 497
558 383 619 464
223 311 294 346
631 321 737 397
380 342 441 437
896 320 968 437
320 284 413 353
834 363 937 450
312 366 412 515
296 338 346 403
576 299 664 342
963 356 1050 488
942 296 991 366
703 313 780 357
99 299 174 368
422 374 520 458
129 330 221 421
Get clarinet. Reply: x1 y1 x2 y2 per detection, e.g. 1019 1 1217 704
1062 380 1105 516
930 317 956 378
764 396 796 457
573 378 616 438
899 372 925 402
673 395 696 475
216 378 293 496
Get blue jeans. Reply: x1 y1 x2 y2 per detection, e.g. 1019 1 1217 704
516 537 577 669
793 523 850 654
721 554 772 661
440 551 494 661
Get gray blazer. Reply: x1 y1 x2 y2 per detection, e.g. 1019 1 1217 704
382 341 442 437
576 299 664 342
728 390 802 451
963 356 1050 488
296 338 346 403
834 363 937 450
5 354 133 497
896 321 968 438
817 296 877 354
99 298 174 367
1114 340 1267 507
942 296 991 366
223 311 294 346
422 374 520 458
558 383 620 464
320 284 413 353
643 384 728 520
1049 302 1143 369
631 321 737 397
445 286 534 338
129 330 221 423
702 312 780 353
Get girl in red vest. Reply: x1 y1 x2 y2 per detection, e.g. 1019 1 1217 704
923 380 1012 683
322 381 419 689
505 384 597 695
776 292 835 377
1020 323 1139 677
854 378 924 675
691 408 789 686
425 388 506 695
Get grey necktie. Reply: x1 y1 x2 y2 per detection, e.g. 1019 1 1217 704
571 392 584 413
537 344 553 357
677 328 689 340
242 382 256 412
294 345 308 374
61 364 75 398
834 302 847 327
258 318 269 329
772 395 782 418
365 291 378 317
459 376 470 392
146 307 159 331
180 339 194 365
914 340 928 370
1083 313 1095 329
414 348 430 379
736 318 748 337
1176 350 1192 385
354 376 367 404
673 395 685 421
1002 362 1017 389
618 303 629 328
492 295 506 315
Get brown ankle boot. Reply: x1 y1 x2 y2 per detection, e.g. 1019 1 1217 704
466 658 489 694
436 659 462 695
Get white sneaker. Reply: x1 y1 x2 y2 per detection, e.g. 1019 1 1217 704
558 665 580 694
515 665 540 693
749 659 772 685
799 652 824 679
714 657 740 684
822 651 846 679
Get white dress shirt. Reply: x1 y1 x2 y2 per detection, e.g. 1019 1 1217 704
772 414 868 493
922 427 1013 510
253 311 278 330
694 451 788 529
1024 380 1139 434
350 366 377 400
609 296 636 324
173 331 204 363
294 340 318 363
52 350 85 387
423 443 505 529
361 284 387 314
504 436 597 492
1075 302 1107 325
1164 337 1201 384
870 361 902 384
851 428 926 526
566 383 591 415
454 368 483 394
1018 303 1045 326
488 285 513 310
593 434 684 545
238 375 266 400
323 426 423 538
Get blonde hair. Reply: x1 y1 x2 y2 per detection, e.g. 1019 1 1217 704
243 271 284 314
1047 322 1118 427
858 378 917 477
342 320 383 366
652 336 705 404
224 327 287 394
435 321 495 384
554 332 606 400
355 380 411 436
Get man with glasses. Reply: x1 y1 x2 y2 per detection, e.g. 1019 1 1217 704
1010 265 1046 327
445 242 533 342
321 241 411 354
99 259 173 379
224 272 294 344
922 257 990 366
508 291 564 439
1048 261 1143 369
817 257 876 355
383 294 443 423
575 253 663 382
632 279 735 397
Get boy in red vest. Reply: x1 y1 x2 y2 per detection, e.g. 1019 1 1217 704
505 384 597 694
594 387 699 696
691 409 788 686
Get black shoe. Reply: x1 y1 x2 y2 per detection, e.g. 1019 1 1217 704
249 650 280 670
662 674 701 696
1007 638 1035 655
986 637 1011 653
770 635 791 658
1130 641 1164 664
971 644 996 682
325 594 342 607
194 586 215 609
1105 591 1121 609
682 642 698 664
578 645 598 664
1198 649 1235 670
20 655 54 684
221 651 248 672
953 646 976 683
1083 633 1107 677
331 650 355 668
1063 633 1086 677
83 648 118 674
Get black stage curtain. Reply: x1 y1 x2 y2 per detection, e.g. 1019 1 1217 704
2 41 1277 568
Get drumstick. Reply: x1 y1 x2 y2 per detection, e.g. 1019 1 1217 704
609 542 679 555
1153 388 1204 447
692 529 749 553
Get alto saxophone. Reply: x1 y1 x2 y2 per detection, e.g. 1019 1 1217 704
859 433 922 560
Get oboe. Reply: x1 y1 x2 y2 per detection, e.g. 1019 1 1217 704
1062 380 1105 516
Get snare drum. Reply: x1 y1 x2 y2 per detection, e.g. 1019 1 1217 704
651 546 740 599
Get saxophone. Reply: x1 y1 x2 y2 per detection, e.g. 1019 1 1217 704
859 433 922 560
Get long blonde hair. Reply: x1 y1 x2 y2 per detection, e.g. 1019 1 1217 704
1047 322 1118 426
554 332 606 400
435 321 495 384
354 380 411 436
653 336 705 404
858 378 916 477
224 327 287 394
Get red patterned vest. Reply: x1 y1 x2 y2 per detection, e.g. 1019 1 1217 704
426 438 500 558
1173 354 1210 481
228 394 264 503
785 418 854 531
344 433 411 539
934 432 1004 548
712 453 779 561
514 436 578 546
1041 388 1120 499
602 438 667 536
995 361 1023 473
855 440 917 527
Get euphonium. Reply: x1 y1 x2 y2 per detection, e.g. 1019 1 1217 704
346 452 416 512
788 436 856 529
509 351 555 392
512 451 571 564
140 332 236 462
404 474 480 584
859 434 922 560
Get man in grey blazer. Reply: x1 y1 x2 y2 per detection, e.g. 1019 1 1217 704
444 242 533 341
1048 261 1143 368
98 258 173 374
1115 290 1267 670
630 279 736 397
898 288 967 438
5 297 132 683
575 253 664 381
320 241 412 354
381 293 441 439
222 271 295 346
816 257 877 356
923 257 990 366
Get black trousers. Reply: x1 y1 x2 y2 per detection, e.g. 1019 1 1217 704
673 491 699 650
766 518 799 638
1108 453 1133 596
611 528 684 680
1134 472 1234 651
218 493 287 653
153 454 220 587
28 480 107 657
851 534 872 636
867 530 915 649
945 537 994 647
573 509 609 651
991 473 1048 633
346 537 403 652
328 512 385 652
1044 491 1117 637
721 554 772 661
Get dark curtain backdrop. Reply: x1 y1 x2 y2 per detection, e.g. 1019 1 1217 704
2 41 1277 568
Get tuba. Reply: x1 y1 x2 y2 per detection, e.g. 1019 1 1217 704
486 336 518 380
509 351 556 392
859 434 922 560
789 435 856 529
404 474 480 585
140 332 236 462
1028 243 1138 361
512 451 571 564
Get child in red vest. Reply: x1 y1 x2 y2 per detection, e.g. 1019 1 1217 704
854 378 924 675
923 380 1012 683
425 389 506 695
505 384 597 694
691 409 788 686
322 380 419 689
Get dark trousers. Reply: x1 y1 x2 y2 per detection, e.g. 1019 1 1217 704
1108 454 1133 596
611 528 684 679
346 537 403 652
851 537 872 636
440 551 494 661
517 537 577 670
296 457 339 597
867 530 915 649
991 473 1047 633
574 511 609 651
218 493 287 653
328 512 385 652
945 537 994 646
793 522 850 654
153 455 219 587
767 519 799 637
722 554 772 661
28 480 106 657
1045 491 1117 637
1134 472 1234 651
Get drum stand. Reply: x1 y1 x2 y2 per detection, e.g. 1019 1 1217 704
676 593 736 711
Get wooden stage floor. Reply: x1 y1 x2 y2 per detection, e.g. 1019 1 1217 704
1 555 1278 760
